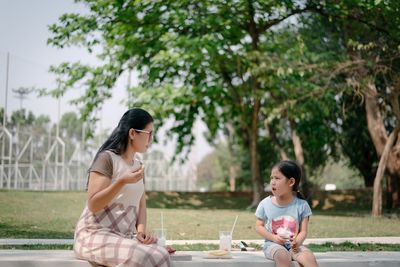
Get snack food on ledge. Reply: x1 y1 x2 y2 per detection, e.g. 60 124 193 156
207 249 228 256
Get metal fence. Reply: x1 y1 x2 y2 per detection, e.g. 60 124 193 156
0 126 197 191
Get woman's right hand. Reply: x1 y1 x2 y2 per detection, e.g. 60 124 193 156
121 165 145 184
136 231 156 245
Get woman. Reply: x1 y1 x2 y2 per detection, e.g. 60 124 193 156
74 108 171 267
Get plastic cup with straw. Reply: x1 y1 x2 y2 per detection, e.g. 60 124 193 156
156 212 166 246
219 215 238 252
230 215 238 237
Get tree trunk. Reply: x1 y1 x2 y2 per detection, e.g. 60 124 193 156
266 122 289 160
225 124 237 192
249 141 263 208
391 174 399 209
365 82 400 213
229 164 236 192
246 0 264 208
249 100 263 208
386 174 399 210
290 121 311 202
386 91 400 210
372 126 399 216
364 82 387 157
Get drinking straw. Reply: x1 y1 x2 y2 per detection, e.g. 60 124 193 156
230 215 238 236
161 212 164 236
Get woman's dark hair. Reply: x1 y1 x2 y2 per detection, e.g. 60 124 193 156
85 108 153 190
95 108 153 157
273 160 305 200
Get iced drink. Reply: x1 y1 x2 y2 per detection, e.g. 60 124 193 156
219 231 232 251
153 229 166 247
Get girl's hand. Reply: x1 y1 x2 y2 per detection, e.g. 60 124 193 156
121 165 145 185
136 231 156 245
291 238 299 253
273 234 286 245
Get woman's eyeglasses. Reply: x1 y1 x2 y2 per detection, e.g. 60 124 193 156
134 129 153 141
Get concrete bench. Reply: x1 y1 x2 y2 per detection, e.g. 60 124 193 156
1 250 400 267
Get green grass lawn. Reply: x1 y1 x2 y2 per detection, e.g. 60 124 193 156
0 190 399 240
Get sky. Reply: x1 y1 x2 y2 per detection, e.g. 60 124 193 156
0 0 213 163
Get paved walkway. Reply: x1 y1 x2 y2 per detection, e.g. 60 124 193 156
1 236 400 245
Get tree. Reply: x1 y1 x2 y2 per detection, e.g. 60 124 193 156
48 0 321 206
295 12 378 189
48 0 400 210
196 143 230 191
250 24 343 200
9 109 35 129
301 1 400 215
58 111 84 140
337 2 400 216
334 93 378 187
32 115 51 136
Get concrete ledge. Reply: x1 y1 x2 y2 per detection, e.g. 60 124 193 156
1 250 400 267
2 237 400 246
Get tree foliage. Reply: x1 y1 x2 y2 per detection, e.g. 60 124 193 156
47 0 400 211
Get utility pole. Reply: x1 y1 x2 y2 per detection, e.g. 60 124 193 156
12 87 33 110
3 52 10 126
1 52 12 189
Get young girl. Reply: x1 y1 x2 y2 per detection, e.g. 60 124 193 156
74 108 171 267
255 160 318 267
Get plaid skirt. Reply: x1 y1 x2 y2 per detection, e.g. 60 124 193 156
74 206 170 267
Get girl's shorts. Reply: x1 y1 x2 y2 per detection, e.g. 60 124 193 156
263 243 311 261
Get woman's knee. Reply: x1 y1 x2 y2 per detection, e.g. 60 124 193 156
146 245 170 264
155 246 170 259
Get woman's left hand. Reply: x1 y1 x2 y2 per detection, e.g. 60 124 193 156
136 232 156 245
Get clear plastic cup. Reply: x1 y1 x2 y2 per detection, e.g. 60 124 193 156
219 231 232 251
153 229 167 247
